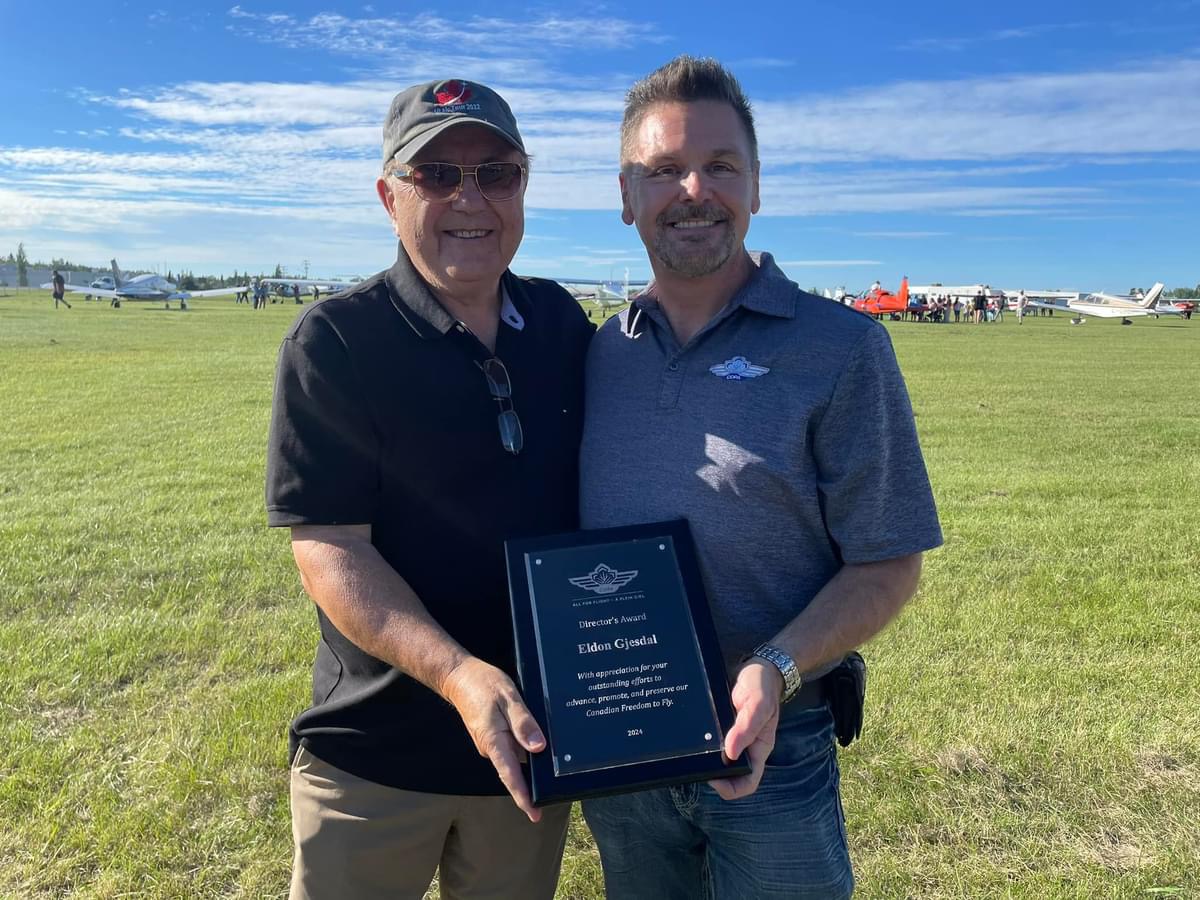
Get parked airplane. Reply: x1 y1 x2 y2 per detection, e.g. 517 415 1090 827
556 270 649 310
998 289 1080 309
45 260 248 308
1025 282 1169 324
259 276 361 297
852 277 911 317
1158 294 1196 318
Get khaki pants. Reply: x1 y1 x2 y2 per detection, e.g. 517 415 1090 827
289 745 571 900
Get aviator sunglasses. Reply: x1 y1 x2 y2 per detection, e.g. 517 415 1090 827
392 162 527 202
479 356 523 455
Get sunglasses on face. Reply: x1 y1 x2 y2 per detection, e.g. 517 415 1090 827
392 162 527 202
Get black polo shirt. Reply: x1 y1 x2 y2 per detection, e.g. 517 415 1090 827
266 244 593 795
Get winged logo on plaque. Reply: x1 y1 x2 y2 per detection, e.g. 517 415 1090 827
568 563 639 595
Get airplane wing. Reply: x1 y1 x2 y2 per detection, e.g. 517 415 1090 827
175 286 251 298
260 277 360 290
1026 298 1159 319
1069 305 1159 319
42 282 121 298
1025 298 1070 312
552 277 650 289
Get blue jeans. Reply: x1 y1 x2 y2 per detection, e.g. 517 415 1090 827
583 702 853 899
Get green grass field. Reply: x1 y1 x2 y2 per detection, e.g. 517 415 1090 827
1 290 1197 898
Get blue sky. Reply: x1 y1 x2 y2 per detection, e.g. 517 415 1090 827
2 0 1198 292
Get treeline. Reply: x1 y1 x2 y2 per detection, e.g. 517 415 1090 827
2 243 266 289
173 271 254 290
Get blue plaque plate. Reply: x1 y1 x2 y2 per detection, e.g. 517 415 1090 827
506 519 750 806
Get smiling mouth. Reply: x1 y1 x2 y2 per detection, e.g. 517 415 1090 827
667 217 726 230
447 229 492 239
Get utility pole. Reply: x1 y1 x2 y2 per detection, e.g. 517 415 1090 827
303 259 310 279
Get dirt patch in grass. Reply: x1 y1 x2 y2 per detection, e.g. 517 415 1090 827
935 746 996 777
1089 827 1152 872
1136 750 1200 792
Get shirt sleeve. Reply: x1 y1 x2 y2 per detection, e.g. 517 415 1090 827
812 324 943 564
265 312 380 527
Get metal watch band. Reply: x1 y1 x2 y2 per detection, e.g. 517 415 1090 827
751 643 803 703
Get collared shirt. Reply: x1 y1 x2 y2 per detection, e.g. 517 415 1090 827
266 243 594 794
580 252 942 673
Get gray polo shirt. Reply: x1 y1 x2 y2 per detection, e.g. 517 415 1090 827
579 252 942 674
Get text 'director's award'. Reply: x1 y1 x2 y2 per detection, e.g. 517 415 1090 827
505 520 749 806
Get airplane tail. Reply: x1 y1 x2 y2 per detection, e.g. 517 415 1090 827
1140 282 1165 308
110 259 123 289
898 276 909 307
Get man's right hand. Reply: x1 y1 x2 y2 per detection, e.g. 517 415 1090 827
441 656 545 822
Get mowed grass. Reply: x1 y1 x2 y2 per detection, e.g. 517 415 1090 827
1 291 1197 898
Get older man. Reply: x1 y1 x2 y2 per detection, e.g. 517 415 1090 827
579 57 942 898
266 79 592 899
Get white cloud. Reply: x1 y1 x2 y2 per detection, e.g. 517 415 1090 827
4 41 1200 273
755 59 1200 162
225 7 664 56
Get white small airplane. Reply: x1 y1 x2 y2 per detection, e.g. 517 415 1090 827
1024 282 1171 324
259 276 361 297
45 260 248 308
556 270 649 310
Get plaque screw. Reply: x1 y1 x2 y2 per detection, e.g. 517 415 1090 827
564 754 572 762
704 733 713 741
535 559 542 565
658 544 665 550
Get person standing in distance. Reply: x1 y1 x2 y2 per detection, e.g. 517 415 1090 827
266 78 592 900
579 56 942 899
51 270 71 309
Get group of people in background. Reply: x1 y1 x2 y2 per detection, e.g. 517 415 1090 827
238 280 313 309
897 288 1045 324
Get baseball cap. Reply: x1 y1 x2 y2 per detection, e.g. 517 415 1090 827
382 79 525 165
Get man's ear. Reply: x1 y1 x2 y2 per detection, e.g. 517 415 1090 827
619 171 634 226
377 177 403 236
751 159 761 215
376 177 395 217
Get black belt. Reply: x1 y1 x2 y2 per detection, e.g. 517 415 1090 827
787 672 830 708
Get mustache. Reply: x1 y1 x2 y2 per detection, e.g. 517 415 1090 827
656 204 731 226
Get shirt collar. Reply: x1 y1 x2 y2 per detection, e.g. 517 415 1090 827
624 250 797 338
384 242 529 339
729 251 797 319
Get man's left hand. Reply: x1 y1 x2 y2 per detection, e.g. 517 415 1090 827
708 659 781 801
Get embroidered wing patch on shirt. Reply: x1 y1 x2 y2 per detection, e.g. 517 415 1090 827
709 356 770 380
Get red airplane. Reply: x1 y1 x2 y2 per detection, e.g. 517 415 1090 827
852 277 913 317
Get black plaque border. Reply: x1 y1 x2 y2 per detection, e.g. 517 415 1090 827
506 519 750 806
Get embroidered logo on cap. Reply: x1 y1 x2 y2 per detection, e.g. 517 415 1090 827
430 79 483 114
568 564 638 595
709 356 769 380
434 80 472 105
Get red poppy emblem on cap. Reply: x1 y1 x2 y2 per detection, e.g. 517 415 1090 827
434 80 472 105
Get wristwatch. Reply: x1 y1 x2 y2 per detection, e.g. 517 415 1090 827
751 643 803 703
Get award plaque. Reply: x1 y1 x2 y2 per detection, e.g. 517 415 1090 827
505 519 750 806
